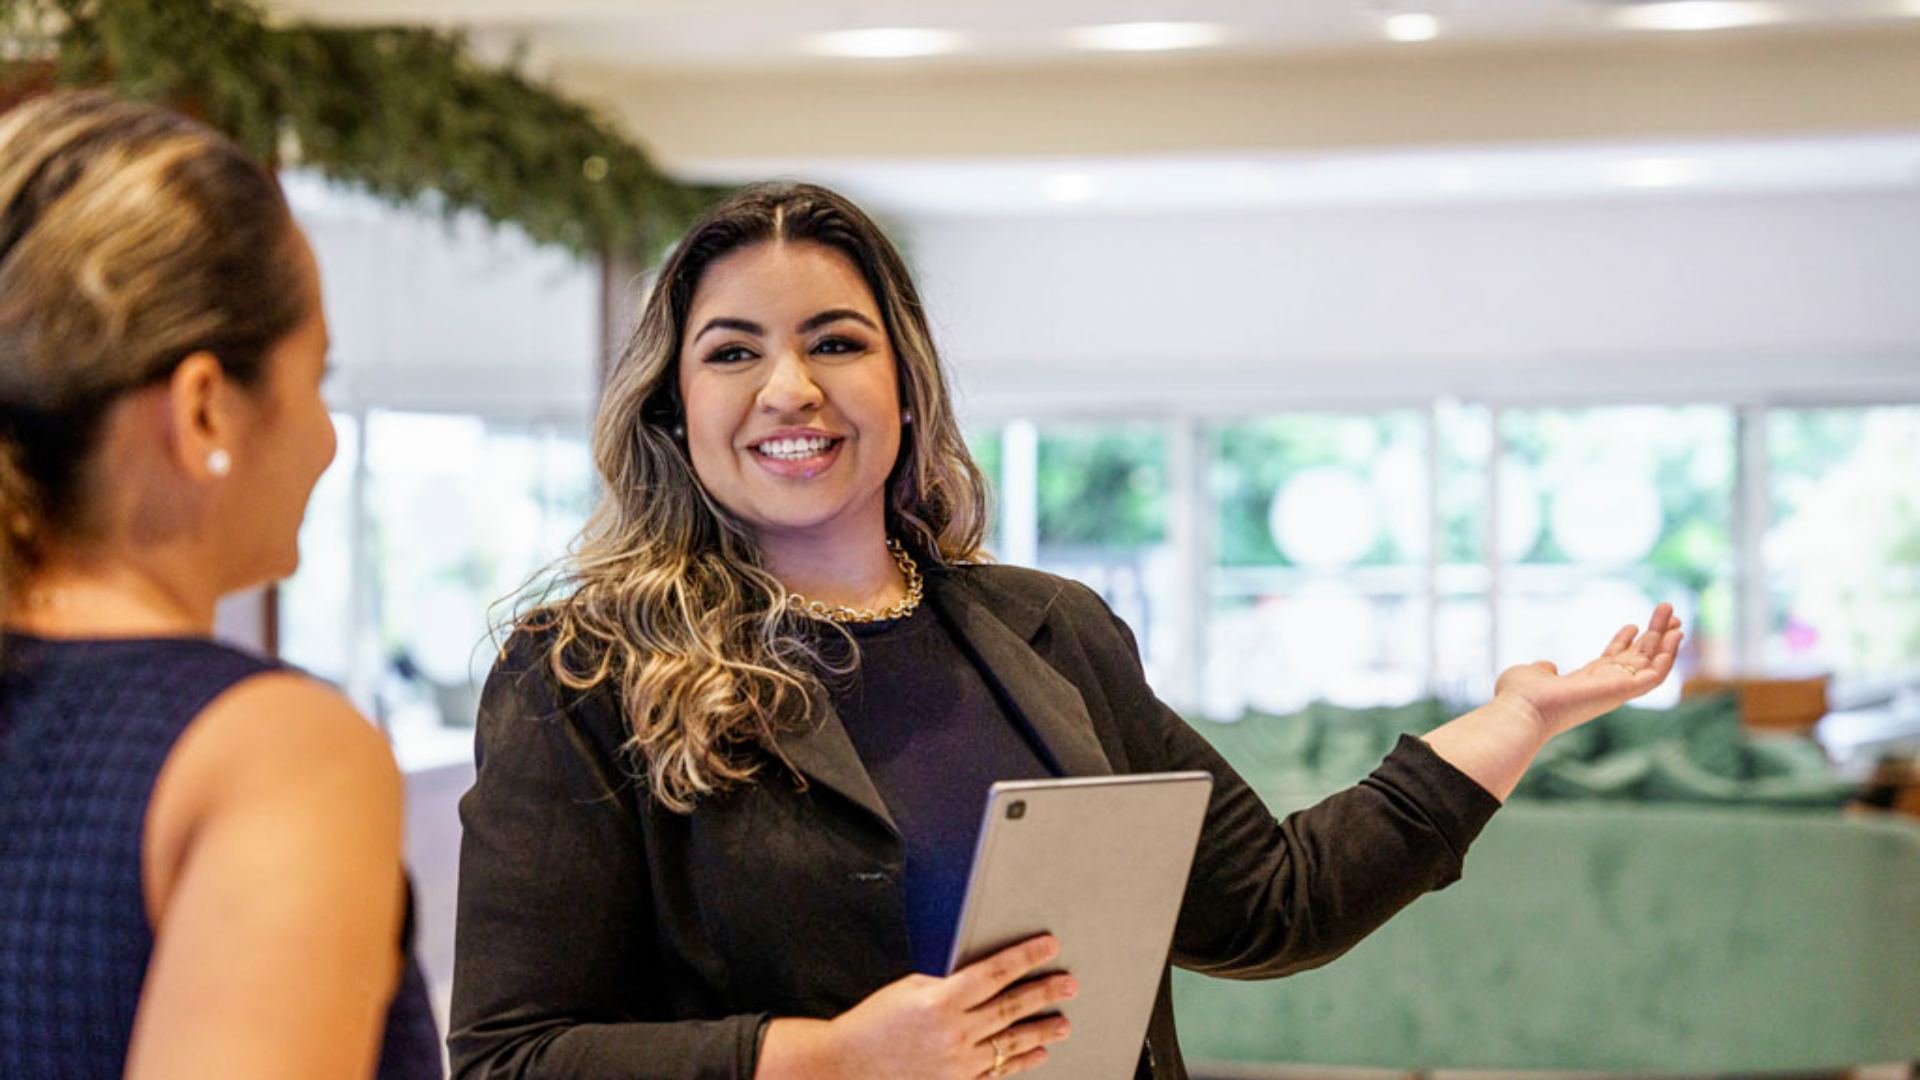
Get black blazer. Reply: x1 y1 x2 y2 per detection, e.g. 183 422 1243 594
449 563 1500 1079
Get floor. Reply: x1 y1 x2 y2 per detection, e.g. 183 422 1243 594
1190 1060 1912 1068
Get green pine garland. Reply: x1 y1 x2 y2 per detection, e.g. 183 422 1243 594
1 0 722 258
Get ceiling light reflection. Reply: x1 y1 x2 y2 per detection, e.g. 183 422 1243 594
1384 13 1442 42
798 27 966 59
1608 2 1783 32
1066 22 1229 52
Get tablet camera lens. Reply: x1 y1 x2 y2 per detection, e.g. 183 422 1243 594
1007 800 1026 820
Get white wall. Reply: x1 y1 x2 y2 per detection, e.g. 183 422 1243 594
279 176 1920 423
288 177 602 421
910 190 1920 419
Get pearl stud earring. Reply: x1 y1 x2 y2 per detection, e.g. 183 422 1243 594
207 449 232 477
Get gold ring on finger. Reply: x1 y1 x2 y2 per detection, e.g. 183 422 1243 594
990 1033 1007 1077
1614 661 1640 676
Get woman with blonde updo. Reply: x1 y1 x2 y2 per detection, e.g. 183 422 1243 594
451 182 1683 1080
0 91 441 1079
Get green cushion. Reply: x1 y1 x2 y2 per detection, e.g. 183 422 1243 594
1191 694 1847 809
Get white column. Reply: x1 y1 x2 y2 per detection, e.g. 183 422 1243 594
346 408 381 721
1734 405 1771 674
1168 416 1210 711
1001 419 1040 569
1425 402 1443 697
1486 404 1505 683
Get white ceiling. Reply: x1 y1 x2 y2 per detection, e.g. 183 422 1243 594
265 0 1920 73
259 1 1920 217
685 134 1920 217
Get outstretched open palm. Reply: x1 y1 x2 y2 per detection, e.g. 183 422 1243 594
1495 603 1685 739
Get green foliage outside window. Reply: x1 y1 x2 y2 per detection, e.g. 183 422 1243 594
1036 427 1166 548
1769 408 1920 676
1499 408 1732 590
1212 415 1423 567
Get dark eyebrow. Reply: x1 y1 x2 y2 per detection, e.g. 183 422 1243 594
692 316 765 343
798 308 880 334
692 309 878 345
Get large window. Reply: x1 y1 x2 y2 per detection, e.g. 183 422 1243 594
285 401 1920 762
1207 412 1430 716
1767 407 1920 682
1033 422 1177 688
970 400 1912 719
1495 406 1735 706
281 410 593 769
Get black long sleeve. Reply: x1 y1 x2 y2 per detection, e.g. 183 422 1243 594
446 638 768 1079
1083 586 1502 979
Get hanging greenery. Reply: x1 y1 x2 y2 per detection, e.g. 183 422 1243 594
0 0 721 258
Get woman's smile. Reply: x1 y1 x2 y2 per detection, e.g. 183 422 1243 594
746 427 847 477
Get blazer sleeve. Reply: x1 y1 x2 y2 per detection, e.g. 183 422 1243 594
1083 590 1503 980
447 633 768 1079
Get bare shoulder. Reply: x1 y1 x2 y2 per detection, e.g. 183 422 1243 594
143 671 402 929
131 672 407 1078
194 672 398 788
153 671 400 850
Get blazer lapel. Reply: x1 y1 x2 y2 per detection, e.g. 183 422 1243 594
930 572 1116 779
777 704 899 837
774 565 1117 831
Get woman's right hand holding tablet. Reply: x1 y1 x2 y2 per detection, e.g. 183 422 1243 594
757 934 1077 1079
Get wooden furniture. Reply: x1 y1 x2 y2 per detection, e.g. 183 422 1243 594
1683 673 1830 733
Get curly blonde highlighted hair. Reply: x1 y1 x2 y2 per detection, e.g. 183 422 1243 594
522 182 989 811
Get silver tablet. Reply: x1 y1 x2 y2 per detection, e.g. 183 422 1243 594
945 771 1214 1079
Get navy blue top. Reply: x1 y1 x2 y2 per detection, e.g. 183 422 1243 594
824 609 1055 975
0 633 442 1079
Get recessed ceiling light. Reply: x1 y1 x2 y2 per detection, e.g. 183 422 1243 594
798 28 966 59
1045 173 1096 203
1610 158 1711 188
1384 13 1442 42
1066 21 1229 52
1607 2 1783 32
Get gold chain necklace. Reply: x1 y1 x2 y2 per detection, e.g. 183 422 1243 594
791 539 923 624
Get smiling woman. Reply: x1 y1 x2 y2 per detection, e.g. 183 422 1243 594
678 246 905 581
450 182 1686 1080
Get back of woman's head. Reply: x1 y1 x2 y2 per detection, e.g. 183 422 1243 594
0 90 305 605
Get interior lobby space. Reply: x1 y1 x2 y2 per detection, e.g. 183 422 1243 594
263 2 1920 1075
7 1 1917 1076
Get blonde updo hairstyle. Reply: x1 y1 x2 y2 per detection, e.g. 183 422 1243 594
528 182 989 811
0 91 305 625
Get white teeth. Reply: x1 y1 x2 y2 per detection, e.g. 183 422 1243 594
755 436 837 460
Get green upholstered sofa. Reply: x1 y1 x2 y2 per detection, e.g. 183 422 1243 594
1171 700 1920 1074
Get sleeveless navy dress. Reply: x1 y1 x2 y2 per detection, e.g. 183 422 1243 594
0 634 443 1079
